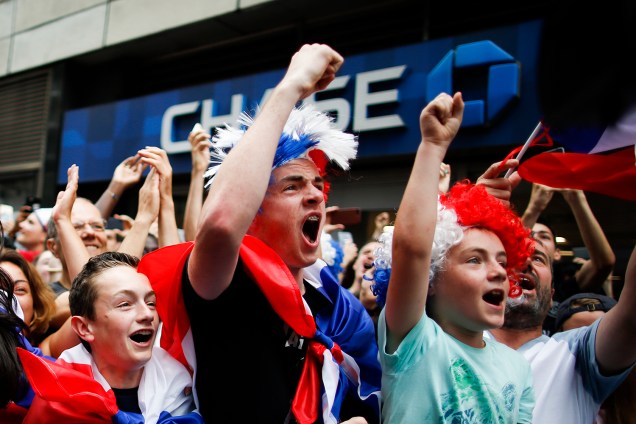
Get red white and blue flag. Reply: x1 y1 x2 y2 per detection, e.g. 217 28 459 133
138 235 382 424
17 344 203 423
504 106 636 200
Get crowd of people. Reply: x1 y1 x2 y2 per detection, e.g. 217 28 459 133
0 43 634 423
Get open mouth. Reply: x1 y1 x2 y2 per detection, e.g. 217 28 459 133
483 289 505 306
129 329 154 344
517 275 536 291
302 215 320 244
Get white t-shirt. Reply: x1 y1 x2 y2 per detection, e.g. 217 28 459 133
486 319 632 424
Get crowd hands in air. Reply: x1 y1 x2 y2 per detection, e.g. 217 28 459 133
0 42 634 424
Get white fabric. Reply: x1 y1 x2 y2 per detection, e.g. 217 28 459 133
59 344 196 423
486 319 631 424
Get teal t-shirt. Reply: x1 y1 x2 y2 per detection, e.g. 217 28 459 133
378 309 534 423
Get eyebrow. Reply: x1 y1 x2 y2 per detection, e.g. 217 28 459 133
113 289 156 299
278 174 324 184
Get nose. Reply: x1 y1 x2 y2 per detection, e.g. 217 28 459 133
137 303 155 323
304 184 324 206
489 261 508 283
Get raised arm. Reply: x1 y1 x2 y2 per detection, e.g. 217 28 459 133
95 155 145 219
560 189 615 291
476 159 521 208
117 168 160 257
385 92 464 353
183 126 211 242
188 43 344 300
137 147 181 247
596 242 636 373
51 165 90 281
520 183 555 228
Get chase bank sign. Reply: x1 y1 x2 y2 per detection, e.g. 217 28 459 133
59 20 542 183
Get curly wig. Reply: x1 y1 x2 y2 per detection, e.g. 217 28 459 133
373 182 533 307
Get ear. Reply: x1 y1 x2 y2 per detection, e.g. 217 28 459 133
554 247 562 262
47 239 60 258
428 281 437 296
71 316 95 344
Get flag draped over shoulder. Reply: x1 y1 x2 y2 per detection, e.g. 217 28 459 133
504 107 636 200
17 344 202 423
138 235 381 424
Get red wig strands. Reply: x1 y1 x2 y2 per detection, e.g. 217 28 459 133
441 182 534 297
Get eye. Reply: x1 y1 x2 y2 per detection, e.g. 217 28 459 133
283 184 297 192
14 287 28 295
147 301 156 308
467 257 481 264
532 255 547 265
117 302 131 308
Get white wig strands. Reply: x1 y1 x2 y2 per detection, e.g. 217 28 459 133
204 103 358 189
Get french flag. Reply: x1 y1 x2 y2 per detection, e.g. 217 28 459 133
505 106 636 200
138 235 382 424
16 341 203 423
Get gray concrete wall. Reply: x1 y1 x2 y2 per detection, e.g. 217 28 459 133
0 0 270 76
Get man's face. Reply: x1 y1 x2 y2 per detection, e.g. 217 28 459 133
50 199 108 265
248 159 325 274
531 223 560 261
83 265 158 379
503 239 554 329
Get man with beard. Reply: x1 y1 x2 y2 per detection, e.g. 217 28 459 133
486 238 636 423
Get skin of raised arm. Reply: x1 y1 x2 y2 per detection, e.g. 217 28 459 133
520 183 555 228
183 129 211 242
187 43 344 300
52 165 91 282
560 189 616 290
95 155 145 219
385 92 464 354
137 147 180 247
596 243 636 373
118 168 160 257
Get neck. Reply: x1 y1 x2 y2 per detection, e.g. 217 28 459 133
440 322 486 349
489 326 543 350
290 267 306 295
95 358 144 389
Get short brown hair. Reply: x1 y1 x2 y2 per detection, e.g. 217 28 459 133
70 251 139 320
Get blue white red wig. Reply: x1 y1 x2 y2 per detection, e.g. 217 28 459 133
372 182 533 307
204 103 358 198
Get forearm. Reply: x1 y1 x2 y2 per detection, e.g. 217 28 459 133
118 214 154 258
95 181 126 220
566 192 615 289
183 170 205 242
158 195 180 247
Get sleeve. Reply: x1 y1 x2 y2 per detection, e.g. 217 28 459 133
517 364 535 424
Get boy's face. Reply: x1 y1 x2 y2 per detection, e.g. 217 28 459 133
249 159 325 274
432 228 509 334
84 265 158 377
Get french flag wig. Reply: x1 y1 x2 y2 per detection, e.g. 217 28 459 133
204 103 358 197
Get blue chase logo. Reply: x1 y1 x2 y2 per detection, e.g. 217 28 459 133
426 40 520 128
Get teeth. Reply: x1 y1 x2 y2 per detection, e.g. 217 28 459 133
307 216 319 221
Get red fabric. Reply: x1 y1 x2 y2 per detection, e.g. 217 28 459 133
0 402 28 423
17 348 118 423
17 250 41 264
519 147 636 201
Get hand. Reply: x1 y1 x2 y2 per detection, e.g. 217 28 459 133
282 43 344 99
189 127 212 174
324 206 345 233
476 159 522 207
112 155 145 188
136 168 160 224
137 147 173 198
113 213 134 231
419 92 464 152
438 162 451 193
52 165 79 224
527 182 556 212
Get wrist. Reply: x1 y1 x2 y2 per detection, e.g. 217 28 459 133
107 190 119 201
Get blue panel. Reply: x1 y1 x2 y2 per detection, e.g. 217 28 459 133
487 63 520 121
426 50 454 102
462 101 485 127
58 20 544 183
455 40 514 68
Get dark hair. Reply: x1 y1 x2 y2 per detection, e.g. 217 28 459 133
0 265 26 408
70 251 140 320
554 292 617 331
0 248 56 344
535 216 558 242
